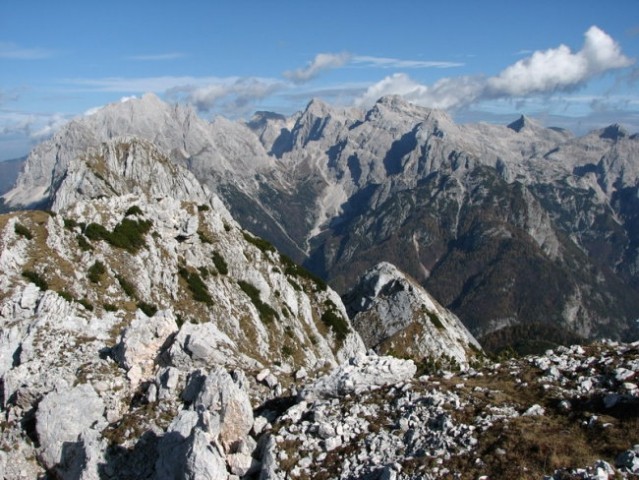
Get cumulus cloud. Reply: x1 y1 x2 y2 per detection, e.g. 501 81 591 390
284 52 352 83
356 26 634 110
355 73 485 109
487 26 632 96
30 114 68 140
0 111 68 140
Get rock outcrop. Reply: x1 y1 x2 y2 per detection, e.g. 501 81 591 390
344 262 482 368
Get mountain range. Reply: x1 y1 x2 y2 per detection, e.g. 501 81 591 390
3 93 639 351
1 93 638 478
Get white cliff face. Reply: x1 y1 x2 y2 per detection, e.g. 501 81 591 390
344 262 482 368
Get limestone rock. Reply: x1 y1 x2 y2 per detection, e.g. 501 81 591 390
155 410 226 480
193 368 254 452
36 384 106 476
114 309 178 387
300 355 416 400
344 262 482 368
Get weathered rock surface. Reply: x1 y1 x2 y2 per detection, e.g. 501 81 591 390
36 384 107 478
344 262 482 368
257 341 639 480
0 146 365 478
300 354 416 400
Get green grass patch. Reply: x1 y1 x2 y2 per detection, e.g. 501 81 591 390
103 303 118 312
198 230 213 244
78 298 94 311
237 280 279 324
88 260 107 283
116 274 137 298
281 254 327 291
14 222 33 240
212 251 228 275
137 301 158 317
425 310 445 330
282 344 294 357
321 299 350 342
76 234 93 252
64 218 78 230
242 231 276 253
83 218 152 253
58 291 75 302
22 270 48 291
125 205 143 216
179 267 213 305
84 222 110 241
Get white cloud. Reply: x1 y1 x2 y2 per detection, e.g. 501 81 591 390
353 55 463 69
355 73 485 110
126 53 186 61
166 77 283 115
487 26 633 97
284 52 352 83
0 42 55 59
355 26 634 110
65 76 213 93
30 114 68 140
0 111 69 140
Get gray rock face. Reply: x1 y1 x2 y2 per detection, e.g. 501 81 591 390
36 384 106 477
344 262 481 368
155 410 227 480
192 368 253 452
6 94 638 348
0 151 364 477
115 309 179 387
300 354 416 400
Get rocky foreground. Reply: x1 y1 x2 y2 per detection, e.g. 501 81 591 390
259 341 639 480
1 321 637 479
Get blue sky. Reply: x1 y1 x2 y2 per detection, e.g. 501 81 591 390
1 1 638 161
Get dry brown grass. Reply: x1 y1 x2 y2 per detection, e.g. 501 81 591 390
439 356 639 479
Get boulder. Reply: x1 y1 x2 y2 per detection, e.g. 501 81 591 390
36 384 106 476
155 411 226 480
114 309 178 387
193 368 254 452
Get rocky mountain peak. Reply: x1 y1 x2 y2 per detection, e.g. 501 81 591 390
599 123 629 140
303 97 333 117
50 136 213 212
343 262 481 369
245 110 287 131
507 114 532 132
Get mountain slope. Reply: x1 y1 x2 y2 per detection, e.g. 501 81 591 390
4 94 639 350
0 140 366 478
343 262 481 368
